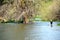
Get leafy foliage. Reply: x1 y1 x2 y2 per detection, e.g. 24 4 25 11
0 0 35 23
35 0 60 21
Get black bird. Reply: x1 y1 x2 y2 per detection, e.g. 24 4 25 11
50 21 53 27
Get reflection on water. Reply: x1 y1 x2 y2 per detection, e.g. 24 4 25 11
0 22 60 40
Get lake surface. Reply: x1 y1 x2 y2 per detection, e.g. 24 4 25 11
0 21 60 40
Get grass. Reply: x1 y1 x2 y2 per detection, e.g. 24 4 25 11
57 23 60 26
1 20 24 23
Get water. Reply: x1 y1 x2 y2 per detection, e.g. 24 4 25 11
0 21 60 40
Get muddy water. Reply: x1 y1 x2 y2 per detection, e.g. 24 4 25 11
0 22 60 40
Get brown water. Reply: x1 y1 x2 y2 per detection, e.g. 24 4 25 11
0 22 60 40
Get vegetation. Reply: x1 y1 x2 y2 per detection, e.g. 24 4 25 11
0 0 60 23
35 0 60 21
0 0 35 23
